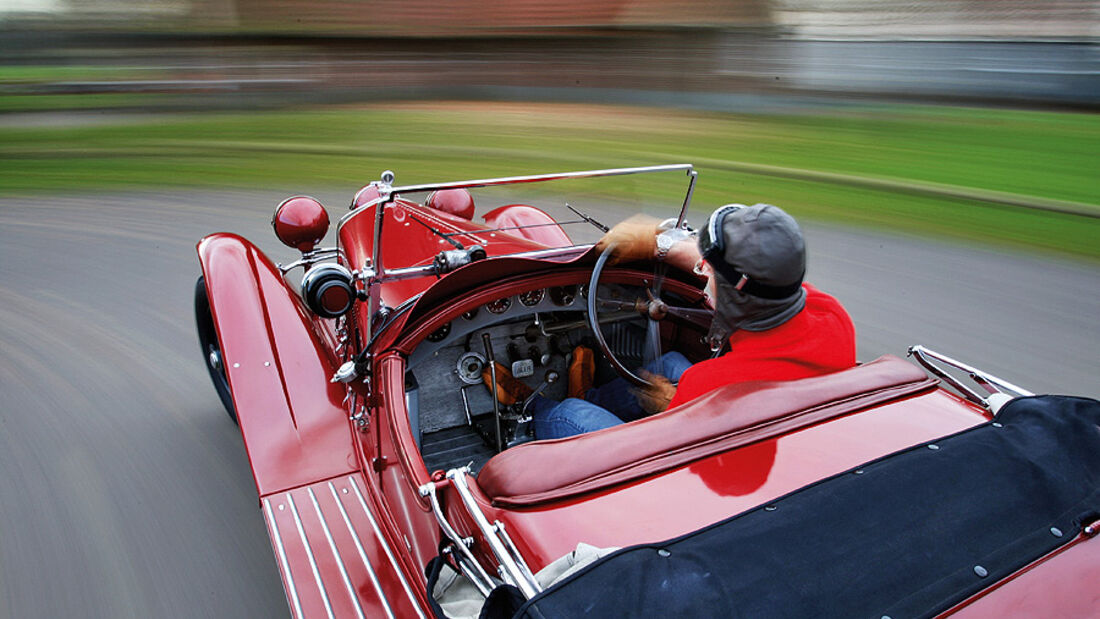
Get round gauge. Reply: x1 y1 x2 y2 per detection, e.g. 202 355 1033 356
486 297 512 314
550 285 578 306
426 322 451 342
462 307 479 321
518 288 545 307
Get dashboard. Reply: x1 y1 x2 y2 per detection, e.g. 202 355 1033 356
405 276 708 472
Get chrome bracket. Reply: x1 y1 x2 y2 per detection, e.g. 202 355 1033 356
446 467 542 598
276 247 342 274
350 404 369 430
418 480 496 597
908 345 1034 413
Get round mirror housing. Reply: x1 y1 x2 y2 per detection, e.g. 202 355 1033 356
273 196 329 253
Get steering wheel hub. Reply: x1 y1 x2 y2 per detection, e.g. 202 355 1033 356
646 299 669 321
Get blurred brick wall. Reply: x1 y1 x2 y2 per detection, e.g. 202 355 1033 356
215 0 773 34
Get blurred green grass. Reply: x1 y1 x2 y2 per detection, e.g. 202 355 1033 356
1 101 1097 260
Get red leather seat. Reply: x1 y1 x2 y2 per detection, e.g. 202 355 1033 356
477 355 935 508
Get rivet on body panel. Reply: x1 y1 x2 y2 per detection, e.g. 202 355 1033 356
974 565 988 578
657 549 671 558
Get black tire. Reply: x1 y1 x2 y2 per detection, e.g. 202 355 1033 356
194 276 238 424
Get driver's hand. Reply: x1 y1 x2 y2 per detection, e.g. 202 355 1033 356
632 370 676 415
595 215 659 264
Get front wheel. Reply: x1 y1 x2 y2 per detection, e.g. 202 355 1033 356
194 276 237 424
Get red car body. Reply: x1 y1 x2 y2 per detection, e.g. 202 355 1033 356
196 165 1099 618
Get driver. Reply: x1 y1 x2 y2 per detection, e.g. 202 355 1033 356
487 203 857 440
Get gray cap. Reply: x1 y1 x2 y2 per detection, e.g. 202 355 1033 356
702 203 807 338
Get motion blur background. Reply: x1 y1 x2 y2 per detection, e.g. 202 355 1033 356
3 0 1098 108
2 0 1098 255
0 3 1097 618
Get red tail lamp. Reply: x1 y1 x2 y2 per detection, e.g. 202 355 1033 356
273 196 329 253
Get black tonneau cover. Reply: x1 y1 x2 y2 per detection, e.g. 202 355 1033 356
512 395 1100 619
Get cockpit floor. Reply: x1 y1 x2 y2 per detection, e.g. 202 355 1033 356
421 425 495 475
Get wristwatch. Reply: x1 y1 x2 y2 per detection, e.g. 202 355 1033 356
656 227 692 262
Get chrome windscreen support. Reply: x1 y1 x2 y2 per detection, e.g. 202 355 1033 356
446 467 542 599
908 345 1034 413
675 169 698 229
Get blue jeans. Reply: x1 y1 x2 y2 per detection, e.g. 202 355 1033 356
530 352 692 440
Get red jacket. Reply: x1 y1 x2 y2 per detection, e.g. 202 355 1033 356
668 284 856 409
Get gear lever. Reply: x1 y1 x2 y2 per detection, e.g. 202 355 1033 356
522 370 560 413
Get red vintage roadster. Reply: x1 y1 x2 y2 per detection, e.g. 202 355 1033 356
195 164 1099 618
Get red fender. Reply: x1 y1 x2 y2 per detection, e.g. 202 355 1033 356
482 204 573 247
197 233 356 498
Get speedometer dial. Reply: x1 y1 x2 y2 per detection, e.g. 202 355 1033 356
518 289 545 307
549 285 577 306
486 297 512 314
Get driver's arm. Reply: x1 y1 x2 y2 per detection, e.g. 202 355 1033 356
664 238 702 274
595 215 701 272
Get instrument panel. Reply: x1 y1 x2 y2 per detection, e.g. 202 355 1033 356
409 285 587 366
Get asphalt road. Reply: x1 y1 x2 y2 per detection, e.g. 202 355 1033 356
0 190 1097 618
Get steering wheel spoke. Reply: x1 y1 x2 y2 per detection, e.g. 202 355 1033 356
662 305 715 331
588 243 709 389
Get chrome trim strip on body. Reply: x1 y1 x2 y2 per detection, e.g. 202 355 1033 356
286 493 337 619
346 476 428 619
307 487 368 619
264 498 305 619
325 482 395 619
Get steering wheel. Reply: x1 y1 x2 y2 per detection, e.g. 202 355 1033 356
586 243 715 388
